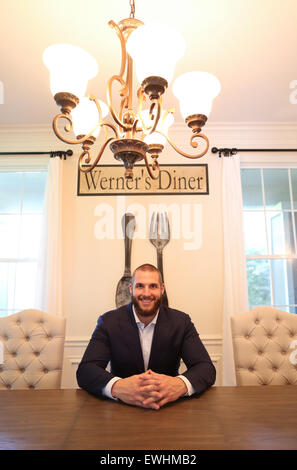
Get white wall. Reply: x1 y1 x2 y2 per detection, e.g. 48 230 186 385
1 123 297 388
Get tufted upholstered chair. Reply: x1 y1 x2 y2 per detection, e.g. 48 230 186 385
0 309 66 390
231 306 297 386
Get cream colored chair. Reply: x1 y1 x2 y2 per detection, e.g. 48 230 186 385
231 306 297 385
0 309 66 389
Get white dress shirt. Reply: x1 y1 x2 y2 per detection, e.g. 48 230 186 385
102 306 195 400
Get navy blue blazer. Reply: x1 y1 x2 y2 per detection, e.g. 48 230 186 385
76 303 216 397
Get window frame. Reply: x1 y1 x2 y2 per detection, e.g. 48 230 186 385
241 160 297 313
0 156 49 317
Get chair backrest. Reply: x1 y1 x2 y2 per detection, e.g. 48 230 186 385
231 306 297 385
0 309 66 389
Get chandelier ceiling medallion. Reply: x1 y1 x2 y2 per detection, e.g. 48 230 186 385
43 0 221 180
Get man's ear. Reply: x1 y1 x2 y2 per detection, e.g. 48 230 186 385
161 283 165 294
129 283 133 294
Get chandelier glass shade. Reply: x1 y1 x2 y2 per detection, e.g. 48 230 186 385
43 44 98 98
71 98 109 139
43 5 221 180
173 71 221 119
126 23 186 85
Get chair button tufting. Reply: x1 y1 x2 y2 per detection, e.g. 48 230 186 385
272 366 278 371
255 319 259 324
258 350 263 355
248 366 254 372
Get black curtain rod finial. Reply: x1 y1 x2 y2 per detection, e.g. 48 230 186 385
50 150 73 159
211 147 238 157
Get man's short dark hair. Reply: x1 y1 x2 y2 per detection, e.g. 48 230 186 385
132 264 163 285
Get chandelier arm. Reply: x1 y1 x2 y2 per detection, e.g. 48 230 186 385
143 154 160 180
119 96 129 131
100 121 120 139
137 90 162 135
89 94 117 141
190 133 209 154
53 113 101 145
149 100 161 134
137 88 150 131
103 123 109 142
156 130 209 159
78 136 115 173
108 20 127 79
89 94 103 123
107 75 131 131
131 118 139 138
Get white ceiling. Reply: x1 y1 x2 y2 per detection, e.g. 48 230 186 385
1 0 297 127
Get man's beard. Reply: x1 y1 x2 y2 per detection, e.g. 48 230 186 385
132 294 162 317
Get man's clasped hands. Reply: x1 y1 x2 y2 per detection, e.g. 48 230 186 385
111 369 187 410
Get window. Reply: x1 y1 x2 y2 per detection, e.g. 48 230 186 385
241 167 297 313
0 169 47 317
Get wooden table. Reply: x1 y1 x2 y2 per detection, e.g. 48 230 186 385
0 386 296 450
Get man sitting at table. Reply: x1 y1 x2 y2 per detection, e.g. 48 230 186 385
77 263 216 410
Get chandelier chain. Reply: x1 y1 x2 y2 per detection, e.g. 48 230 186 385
129 0 135 18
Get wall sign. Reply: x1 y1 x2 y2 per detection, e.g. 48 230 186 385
78 164 209 196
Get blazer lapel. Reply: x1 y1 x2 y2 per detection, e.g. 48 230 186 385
119 304 145 373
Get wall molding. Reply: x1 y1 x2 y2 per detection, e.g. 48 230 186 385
64 334 222 350
1 121 297 143
62 335 223 388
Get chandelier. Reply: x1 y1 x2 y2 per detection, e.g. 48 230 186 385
43 0 221 180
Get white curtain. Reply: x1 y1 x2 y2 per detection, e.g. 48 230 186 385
35 157 63 316
222 155 249 385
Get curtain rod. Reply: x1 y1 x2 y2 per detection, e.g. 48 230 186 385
0 150 73 159
211 147 297 158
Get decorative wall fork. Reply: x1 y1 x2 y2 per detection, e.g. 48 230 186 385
149 212 170 306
